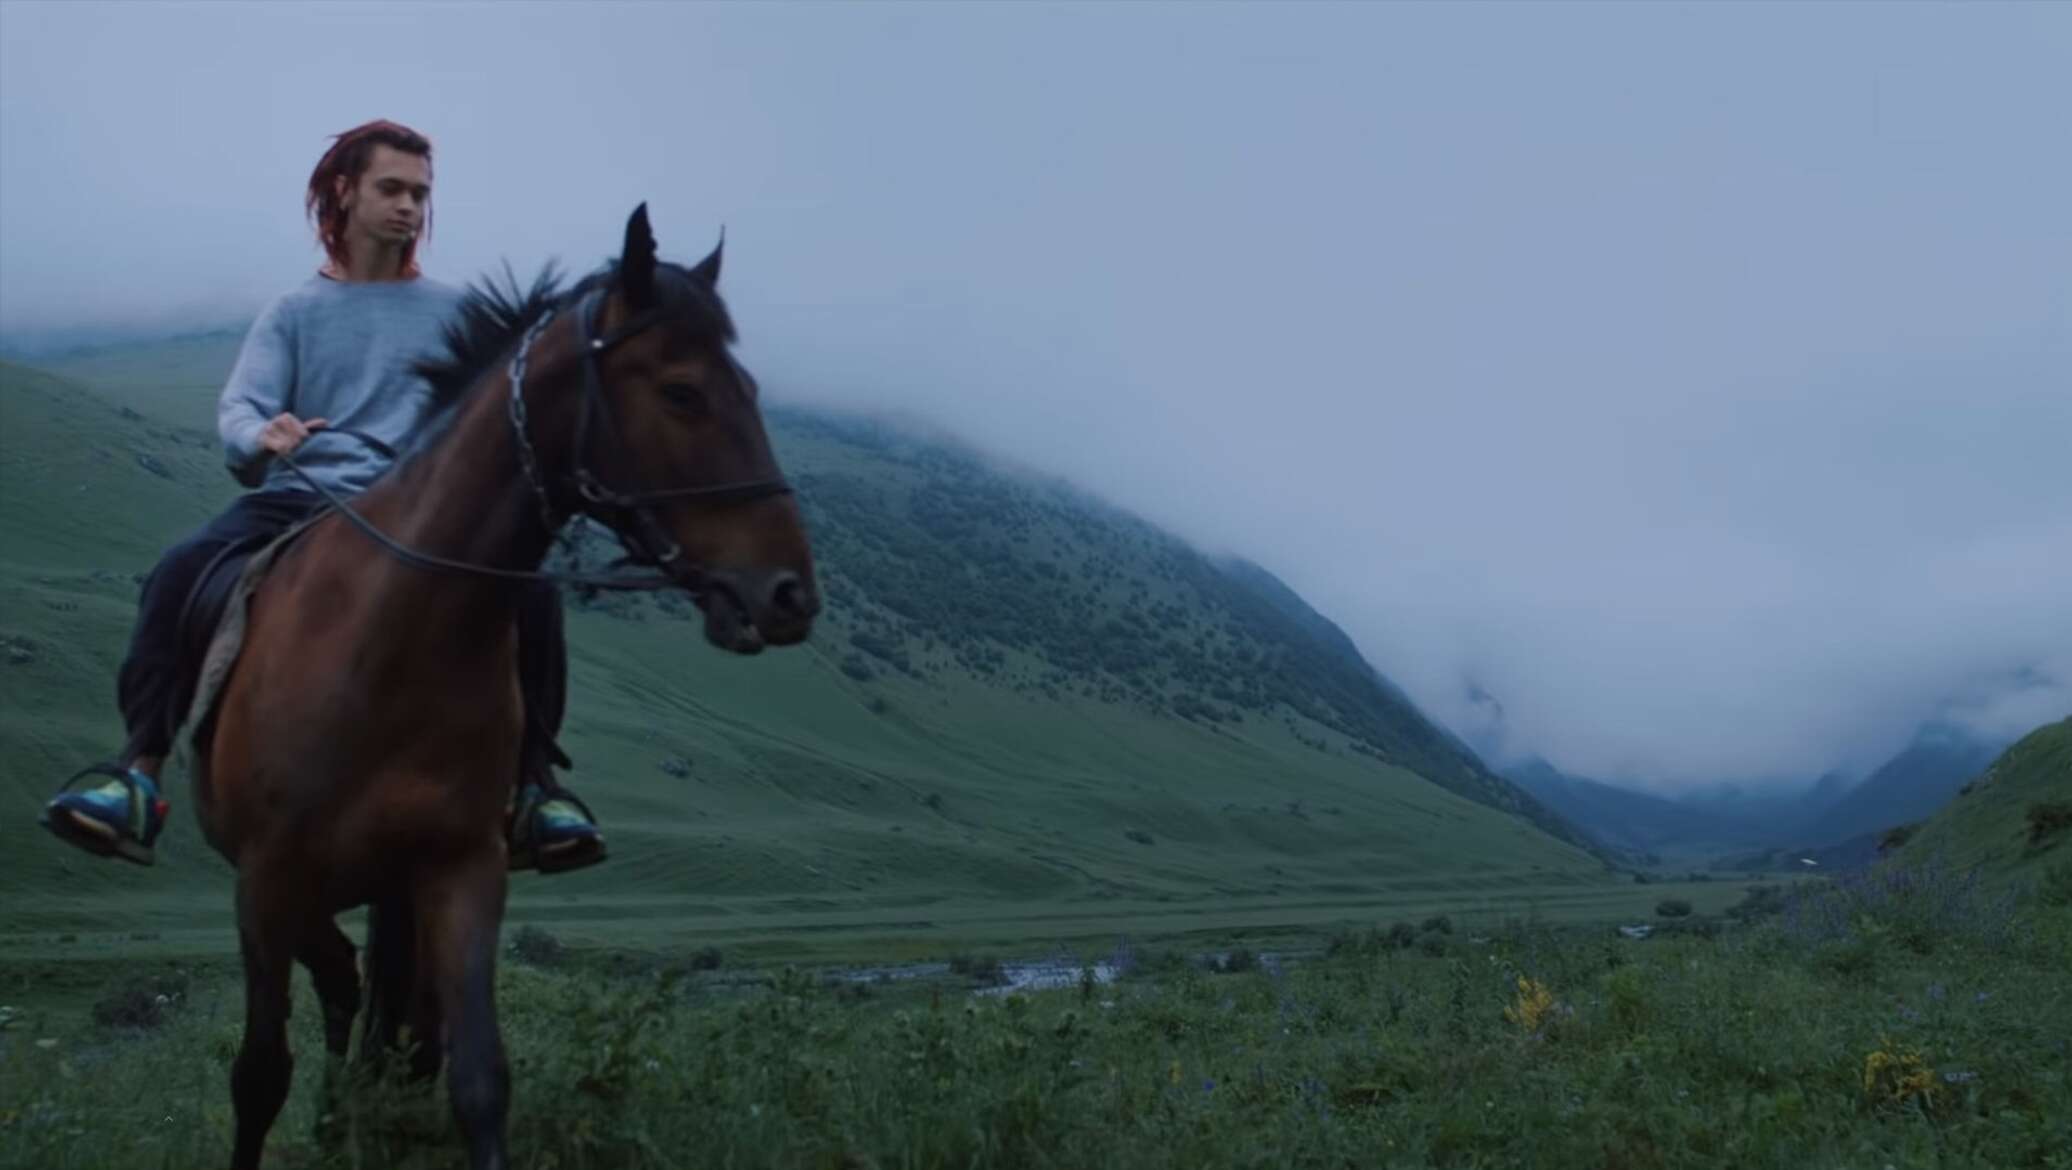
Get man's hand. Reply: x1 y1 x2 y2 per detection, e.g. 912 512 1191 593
258 413 328 457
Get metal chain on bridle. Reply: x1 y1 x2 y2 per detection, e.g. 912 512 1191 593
277 288 792 594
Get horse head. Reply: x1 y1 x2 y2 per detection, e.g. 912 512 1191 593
568 204 819 653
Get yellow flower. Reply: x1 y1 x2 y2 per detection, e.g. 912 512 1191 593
1503 976 1556 1034
1169 1059 1183 1086
1862 1038 1939 1109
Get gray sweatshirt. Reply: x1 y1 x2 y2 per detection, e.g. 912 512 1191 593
216 274 465 495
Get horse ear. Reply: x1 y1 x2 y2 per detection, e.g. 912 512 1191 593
619 203 657 306
690 228 724 287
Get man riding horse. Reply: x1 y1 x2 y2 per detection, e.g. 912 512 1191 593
40 119 606 874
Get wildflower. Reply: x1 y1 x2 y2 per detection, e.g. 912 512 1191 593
1503 976 1557 1035
1863 1038 1939 1109
1169 1059 1182 1086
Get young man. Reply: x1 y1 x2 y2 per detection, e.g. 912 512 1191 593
40 119 605 873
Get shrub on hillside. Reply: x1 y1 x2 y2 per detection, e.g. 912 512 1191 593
1387 921 1418 950
1726 884 1788 922
510 925 565 967
1213 948 1258 975
1878 823 1920 852
91 971 189 1031
1420 915 1453 936
688 946 723 971
2025 801 2072 848
1654 899 1693 918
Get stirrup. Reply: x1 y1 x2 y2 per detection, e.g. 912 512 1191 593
509 782 606 875
39 763 166 867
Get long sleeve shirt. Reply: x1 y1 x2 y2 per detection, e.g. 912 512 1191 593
217 274 465 496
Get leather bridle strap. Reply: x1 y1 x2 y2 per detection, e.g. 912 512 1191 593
552 288 793 591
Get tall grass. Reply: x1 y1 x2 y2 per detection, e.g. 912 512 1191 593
3 858 2067 1169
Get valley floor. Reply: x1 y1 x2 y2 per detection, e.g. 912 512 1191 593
2 872 2067 1170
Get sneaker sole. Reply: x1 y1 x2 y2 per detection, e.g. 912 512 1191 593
517 834 607 875
39 808 155 866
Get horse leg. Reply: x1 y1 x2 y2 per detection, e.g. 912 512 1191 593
229 884 296 1170
419 856 511 1170
298 918 359 1150
298 918 360 1057
359 893 415 1065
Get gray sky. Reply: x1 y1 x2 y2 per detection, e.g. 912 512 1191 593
2 1 2067 789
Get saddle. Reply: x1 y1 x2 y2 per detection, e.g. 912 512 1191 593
166 512 574 770
172 516 324 758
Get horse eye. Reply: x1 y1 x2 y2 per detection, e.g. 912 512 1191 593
659 382 705 412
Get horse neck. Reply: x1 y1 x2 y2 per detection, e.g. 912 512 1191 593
350 323 584 615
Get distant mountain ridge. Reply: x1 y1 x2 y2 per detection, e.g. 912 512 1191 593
1793 723 2006 849
1504 758 1776 860
1495 708 2010 866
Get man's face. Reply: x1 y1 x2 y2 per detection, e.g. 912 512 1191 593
340 144 431 248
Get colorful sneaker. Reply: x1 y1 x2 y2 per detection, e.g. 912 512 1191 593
40 764 168 866
508 780 606 874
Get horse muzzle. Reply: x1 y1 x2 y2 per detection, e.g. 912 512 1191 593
697 568 819 653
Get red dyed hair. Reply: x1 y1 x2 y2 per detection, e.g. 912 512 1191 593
305 119 434 276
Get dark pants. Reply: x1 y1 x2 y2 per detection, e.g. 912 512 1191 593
117 489 568 765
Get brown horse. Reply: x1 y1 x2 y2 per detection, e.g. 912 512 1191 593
190 205 817 1170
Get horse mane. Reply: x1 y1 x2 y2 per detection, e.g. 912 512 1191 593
403 257 739 461
416 261 576 412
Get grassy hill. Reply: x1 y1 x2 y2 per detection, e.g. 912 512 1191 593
0 335 1611 962
1896 717 2072 883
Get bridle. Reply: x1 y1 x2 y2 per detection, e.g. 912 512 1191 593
279 286 792 594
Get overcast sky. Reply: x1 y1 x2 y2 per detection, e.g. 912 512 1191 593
2 1 2067 790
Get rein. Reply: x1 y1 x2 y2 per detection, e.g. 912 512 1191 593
276 289 792 594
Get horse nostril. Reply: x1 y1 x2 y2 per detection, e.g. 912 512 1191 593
767 573 818 620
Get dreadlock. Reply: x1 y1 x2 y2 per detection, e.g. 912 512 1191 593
304 119 433 275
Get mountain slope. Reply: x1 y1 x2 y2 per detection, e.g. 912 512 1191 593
1505 759 1776 859
1796 724 2004 848
0 342 1605 953
1896 717 2072 882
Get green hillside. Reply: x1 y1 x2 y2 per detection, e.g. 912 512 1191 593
0 339 1609 961
1796 724 2004 849
1896 716 2072 883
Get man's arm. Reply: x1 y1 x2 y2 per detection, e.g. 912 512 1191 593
217 299 311 487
